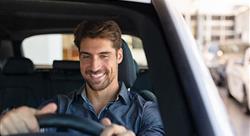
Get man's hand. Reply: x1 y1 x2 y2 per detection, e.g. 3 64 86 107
101 118 135 136
0 103 57 135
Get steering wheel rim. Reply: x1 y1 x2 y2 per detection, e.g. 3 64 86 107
36 114 104 136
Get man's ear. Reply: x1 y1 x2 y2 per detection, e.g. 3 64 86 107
117 48 123 64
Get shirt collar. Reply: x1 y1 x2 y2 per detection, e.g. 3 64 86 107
118 82 130 105
75 82 130 105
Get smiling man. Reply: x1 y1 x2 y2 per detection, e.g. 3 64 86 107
78 35 123 115
0 20 165 136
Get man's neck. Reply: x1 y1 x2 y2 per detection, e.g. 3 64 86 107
85 81 120 114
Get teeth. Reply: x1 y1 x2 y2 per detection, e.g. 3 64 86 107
90 73 104 78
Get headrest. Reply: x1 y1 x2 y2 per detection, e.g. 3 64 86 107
3 57 34 74
0 40 14 58
133 59 139 74
53 60 80 70
118 40 137 88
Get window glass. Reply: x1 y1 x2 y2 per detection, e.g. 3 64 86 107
22 34 147 68
121 35 147 67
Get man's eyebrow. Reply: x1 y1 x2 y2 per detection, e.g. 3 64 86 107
79 51 90 55
79 51 112 55
99 51 112 55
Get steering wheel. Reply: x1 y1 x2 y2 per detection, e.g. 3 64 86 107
8 114 104 136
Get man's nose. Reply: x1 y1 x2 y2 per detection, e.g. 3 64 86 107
90 57 101 71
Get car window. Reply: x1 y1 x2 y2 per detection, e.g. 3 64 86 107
22 34 147 68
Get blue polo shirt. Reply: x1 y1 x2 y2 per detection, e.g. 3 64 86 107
44 82 165 135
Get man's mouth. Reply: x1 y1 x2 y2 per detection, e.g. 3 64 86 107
89 72 105 81
90 73 104 78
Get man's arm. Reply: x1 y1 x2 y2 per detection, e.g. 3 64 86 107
138 101 166 136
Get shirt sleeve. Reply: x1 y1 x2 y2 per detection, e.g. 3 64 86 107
137 101 166 136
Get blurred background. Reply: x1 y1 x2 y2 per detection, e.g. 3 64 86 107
172 0 250 136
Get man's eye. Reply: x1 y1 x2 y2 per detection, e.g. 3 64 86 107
100 55 108 58
81 55 90 59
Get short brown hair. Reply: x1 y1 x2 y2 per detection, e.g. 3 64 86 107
74 20 122 50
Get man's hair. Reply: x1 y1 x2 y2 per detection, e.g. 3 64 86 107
74 20 122 50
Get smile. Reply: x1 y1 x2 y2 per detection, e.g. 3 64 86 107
90 73 105 80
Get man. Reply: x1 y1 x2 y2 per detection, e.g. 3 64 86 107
0 20 165 136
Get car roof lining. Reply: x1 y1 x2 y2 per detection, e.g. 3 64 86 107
0 0 156 40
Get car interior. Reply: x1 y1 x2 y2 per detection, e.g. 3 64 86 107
0 0 224 136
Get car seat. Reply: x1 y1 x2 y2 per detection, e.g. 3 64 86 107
0 57 45 112
119 40 157 102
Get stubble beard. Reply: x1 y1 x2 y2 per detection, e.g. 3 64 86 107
86 77 110 91
85 69 116 91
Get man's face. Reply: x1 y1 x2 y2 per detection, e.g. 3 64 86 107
79 37 123 91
